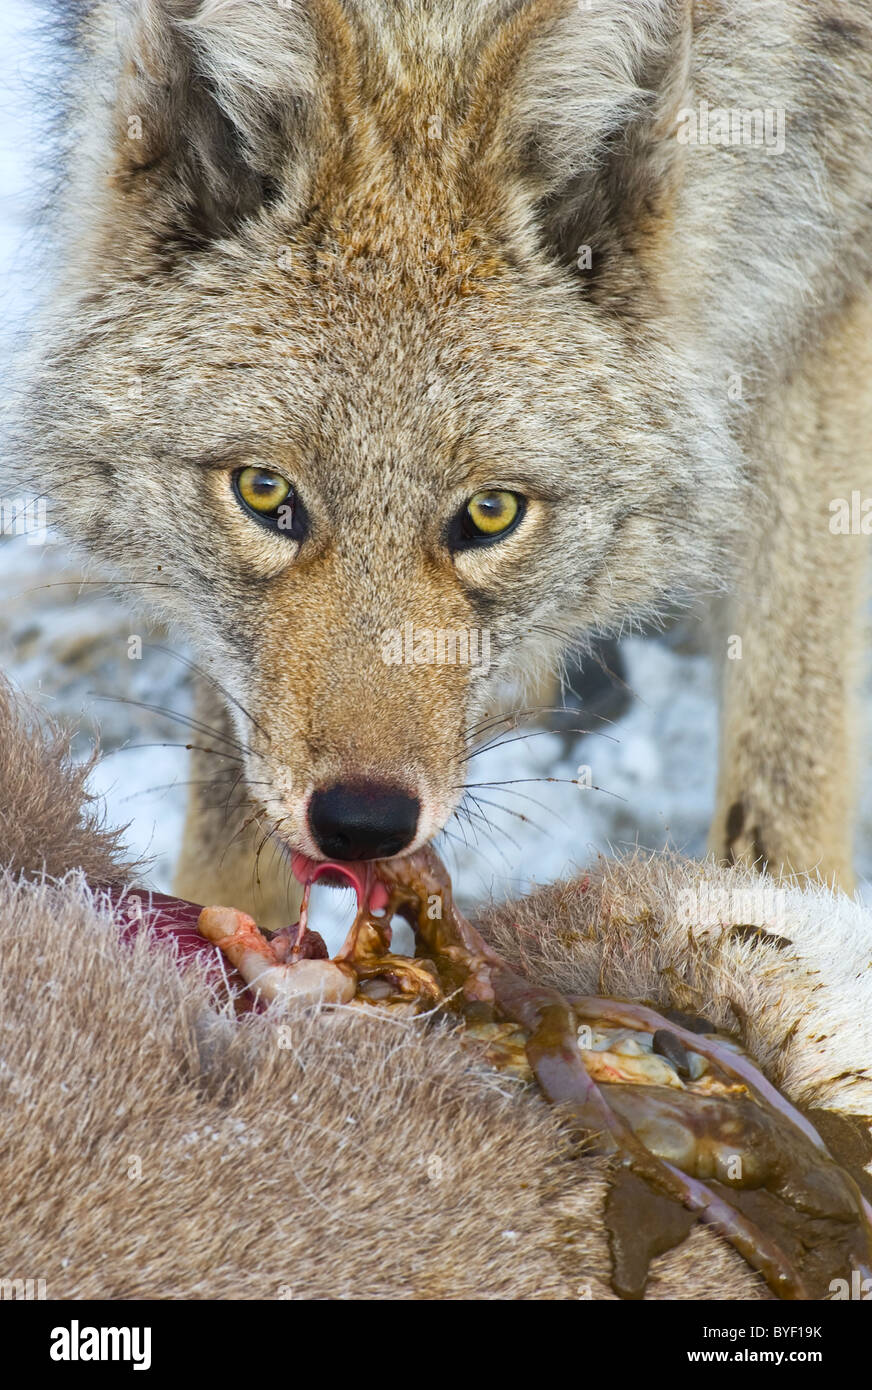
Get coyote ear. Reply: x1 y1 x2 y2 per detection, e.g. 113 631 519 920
510 0 693 300
110 0 317 258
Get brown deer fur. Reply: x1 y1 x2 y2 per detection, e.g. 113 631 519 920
0 677 869 1299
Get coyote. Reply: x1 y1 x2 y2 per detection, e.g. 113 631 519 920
11 0 872 921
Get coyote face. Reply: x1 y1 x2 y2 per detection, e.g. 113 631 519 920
41 233 732 862
16 0 749 866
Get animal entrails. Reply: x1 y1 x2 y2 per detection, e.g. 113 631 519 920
196 844 872 1301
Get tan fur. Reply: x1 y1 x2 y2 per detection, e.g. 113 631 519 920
0 678 137 889
5 0 872 909
710 292 872 885
173 678 306 924
0 676 870 1299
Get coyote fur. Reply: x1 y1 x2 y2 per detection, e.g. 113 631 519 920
10 0 872 920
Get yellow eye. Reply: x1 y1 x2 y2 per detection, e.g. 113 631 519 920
465 489 522 539
236 465 291 515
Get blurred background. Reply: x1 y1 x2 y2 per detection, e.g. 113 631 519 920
2 3 870 938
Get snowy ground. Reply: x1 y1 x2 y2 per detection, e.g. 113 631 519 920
1 5 870 949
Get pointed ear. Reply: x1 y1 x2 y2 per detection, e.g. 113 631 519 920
501 0 693 301
108 0 318 258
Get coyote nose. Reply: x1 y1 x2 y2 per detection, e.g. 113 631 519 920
308 782 420 861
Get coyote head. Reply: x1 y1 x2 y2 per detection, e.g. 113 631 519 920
15 0 739 865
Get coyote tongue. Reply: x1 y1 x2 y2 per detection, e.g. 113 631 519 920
290 852 391 915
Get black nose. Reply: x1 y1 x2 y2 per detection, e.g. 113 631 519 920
308 782 420 861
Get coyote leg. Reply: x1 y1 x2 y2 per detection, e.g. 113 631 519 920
174 677 303 931
711 297 872 888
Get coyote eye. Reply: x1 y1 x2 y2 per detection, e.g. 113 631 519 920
452 489 524 548
233 466 306 540
236 465 290 513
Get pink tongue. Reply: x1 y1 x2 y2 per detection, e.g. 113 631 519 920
290 853 391 914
